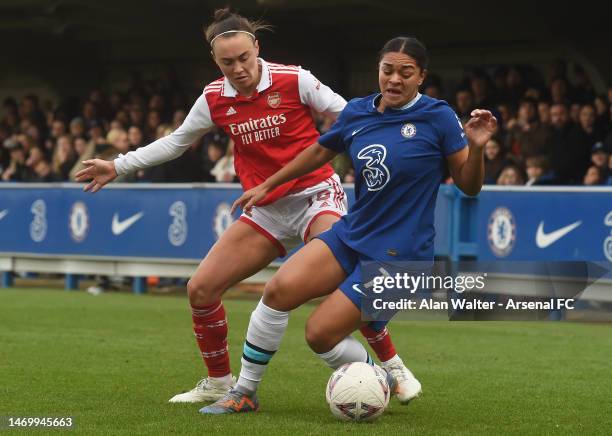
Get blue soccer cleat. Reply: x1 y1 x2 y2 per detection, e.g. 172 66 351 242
199 388 259 415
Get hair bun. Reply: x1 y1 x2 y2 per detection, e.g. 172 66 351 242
213 7 232 22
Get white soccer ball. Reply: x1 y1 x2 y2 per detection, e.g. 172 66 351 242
326 362 390 422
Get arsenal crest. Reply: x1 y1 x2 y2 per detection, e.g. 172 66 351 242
267 92 281 108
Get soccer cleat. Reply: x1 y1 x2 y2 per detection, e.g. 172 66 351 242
199 388 259 414
382 363 422 404
168 376 235 403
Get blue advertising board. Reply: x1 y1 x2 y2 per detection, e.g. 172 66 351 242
1 184 610 263
477 187 612 261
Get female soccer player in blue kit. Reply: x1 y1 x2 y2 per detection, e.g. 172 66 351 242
202 36 497 414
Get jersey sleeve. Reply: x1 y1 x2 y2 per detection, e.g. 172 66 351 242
298 68 347 115
114 94 214 175
438 104 468 156
318 105 350 153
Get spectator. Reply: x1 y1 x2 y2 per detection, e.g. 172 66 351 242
484 138 509 184
146 110 163 139
583 165 604 186
172 110 186 130
69 137 95 181
495 102 513 140
81 101 98 126
114 110 131 128
525 156 554 185
127 126 145 150
548 103 574 183
25 146 46 175
505 97 552 158
149 93 168 119
497 164 525 186
52 135 77 180
423 74 443 99
566 104 604 183
470 71 496 109
454 88 474 123
50 120 67 140
16 133 37 155
88 120 106 145
590 142 610 179
1 139 30 181
69 117 86 140
2 97 19 124
109 92 124 117
343 168 355 183
538 101 551 125
20 94 46 132
210 140 236 182
129 104 145 129
423 83 441 99
207 140 224 162
109 119 125 131
31 158 60 182
569 102 582 124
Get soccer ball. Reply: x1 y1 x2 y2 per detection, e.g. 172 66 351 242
326 362 390 422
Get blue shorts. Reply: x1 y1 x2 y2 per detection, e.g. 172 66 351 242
317 229 389 331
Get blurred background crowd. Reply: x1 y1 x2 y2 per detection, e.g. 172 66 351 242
2 59 611 187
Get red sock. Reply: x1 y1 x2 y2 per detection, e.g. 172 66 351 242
360 324 397 363
191 301 231 378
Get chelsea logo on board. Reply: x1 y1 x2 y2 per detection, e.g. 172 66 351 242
488 207 516 257
69 201 89 242
401 123 416 138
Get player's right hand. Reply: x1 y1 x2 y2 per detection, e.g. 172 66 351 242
75 159 118 193
231 185 268 216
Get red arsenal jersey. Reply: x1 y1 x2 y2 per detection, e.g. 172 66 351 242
203 59 346 204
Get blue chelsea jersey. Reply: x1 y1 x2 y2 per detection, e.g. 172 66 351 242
318 93 467 261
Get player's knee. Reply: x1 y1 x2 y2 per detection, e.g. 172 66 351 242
187 277 223 306
305 319 334 353
262 275 293 311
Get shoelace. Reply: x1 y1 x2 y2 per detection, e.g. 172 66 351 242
387 365 411 382
195 378 210 390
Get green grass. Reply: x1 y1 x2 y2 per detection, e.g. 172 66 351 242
1 288 611 435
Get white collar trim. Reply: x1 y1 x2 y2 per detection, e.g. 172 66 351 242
372 92 422 110
222 58 272 98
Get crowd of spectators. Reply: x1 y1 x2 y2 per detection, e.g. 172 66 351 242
0 72 238 185
437 61 612 186
1 59 611 187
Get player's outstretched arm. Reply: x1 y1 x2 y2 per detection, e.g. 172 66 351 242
75 94 214 193
232 143 337 215
447 109 497 196
75 159 118 193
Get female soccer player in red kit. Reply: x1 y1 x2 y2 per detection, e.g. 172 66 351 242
76 8 419 404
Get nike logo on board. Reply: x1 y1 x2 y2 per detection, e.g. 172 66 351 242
112 212 144 235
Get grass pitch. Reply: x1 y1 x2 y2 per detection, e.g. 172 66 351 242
1 288 611 435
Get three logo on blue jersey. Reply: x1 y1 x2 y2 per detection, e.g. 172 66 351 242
357 144 390 191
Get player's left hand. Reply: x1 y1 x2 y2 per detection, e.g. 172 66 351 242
465 109 498 148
